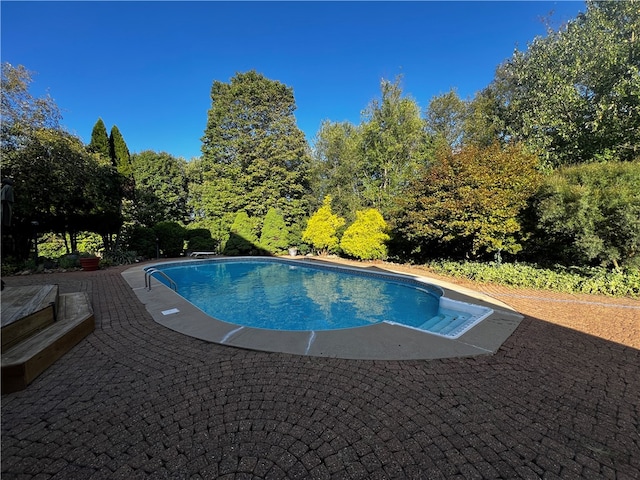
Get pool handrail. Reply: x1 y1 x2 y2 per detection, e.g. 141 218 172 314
145 268 178 291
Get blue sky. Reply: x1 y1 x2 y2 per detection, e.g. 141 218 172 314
2 1 586 160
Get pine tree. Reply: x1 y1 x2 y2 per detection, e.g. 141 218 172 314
88 118 110 159
109 125 132 176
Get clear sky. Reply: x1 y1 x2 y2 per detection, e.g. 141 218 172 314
2 1 586 160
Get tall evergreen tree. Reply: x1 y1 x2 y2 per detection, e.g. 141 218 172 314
88 118 110 159
200 70 311 235
109 125 132 177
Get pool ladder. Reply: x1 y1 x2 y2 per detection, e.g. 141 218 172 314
145 268 178 291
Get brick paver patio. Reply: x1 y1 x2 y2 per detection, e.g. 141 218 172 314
2 263 639 479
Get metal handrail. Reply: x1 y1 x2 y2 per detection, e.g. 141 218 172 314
145 268 177 291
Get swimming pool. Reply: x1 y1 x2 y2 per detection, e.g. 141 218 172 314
145 257 493 339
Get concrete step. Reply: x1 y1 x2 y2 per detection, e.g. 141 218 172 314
2 292 95 393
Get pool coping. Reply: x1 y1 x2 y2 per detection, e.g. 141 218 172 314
122 257 524 360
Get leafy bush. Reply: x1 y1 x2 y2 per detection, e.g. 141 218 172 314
426 260 639 298
123 225 157 258
153 221 186 257
187 235 217 252
395 142 541 260
531 161 640 269
340 208 390 260
186 228 217 252
37 233 67 259
101 248 137 266
58 254 80 269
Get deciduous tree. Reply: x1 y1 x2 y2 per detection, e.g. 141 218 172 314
492 0 640 166
1 63 61 153
310 120 365 220
360 76 430 217
200 70 310 233
396 143 541 260
424 88 467 150
131 151 189 227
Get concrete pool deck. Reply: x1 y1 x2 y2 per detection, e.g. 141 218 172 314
2 262 639 478
121 258 523 360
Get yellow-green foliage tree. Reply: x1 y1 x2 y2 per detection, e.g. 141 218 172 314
302 195 345 254
340 209 390 260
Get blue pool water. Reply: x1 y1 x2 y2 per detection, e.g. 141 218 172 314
147 258 491 338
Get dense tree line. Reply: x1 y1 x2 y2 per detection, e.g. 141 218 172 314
2 1 638 270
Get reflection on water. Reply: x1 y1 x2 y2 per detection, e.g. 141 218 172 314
338 275 388 322
157 260 440 331
302 271 341 318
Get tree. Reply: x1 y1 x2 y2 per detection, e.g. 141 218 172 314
462 88 505 148
1 65 124 256
359 76 430 217
223 210 261 255
302 195 345 255
200 70 311 232
3 127 121 253
88 118 110 159
310 120 365 220
340 208 390 260
260 208 290 254
395 142 541 260
531 161 640 269
153 221 185 257
491 0 640 166
424 88 467 150
1 63 61 153
131 151 189 226
109 125 132 177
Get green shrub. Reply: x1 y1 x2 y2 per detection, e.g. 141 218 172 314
37 233 67 259
426 260 639 298
340 208 390 260
58 254 80 269
531 161 640 269
123 225 157 258
153 221 186 257
302 195 345 255
102 248 137 266
223 211 260 255
260 208 290 254
186 227 217 252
